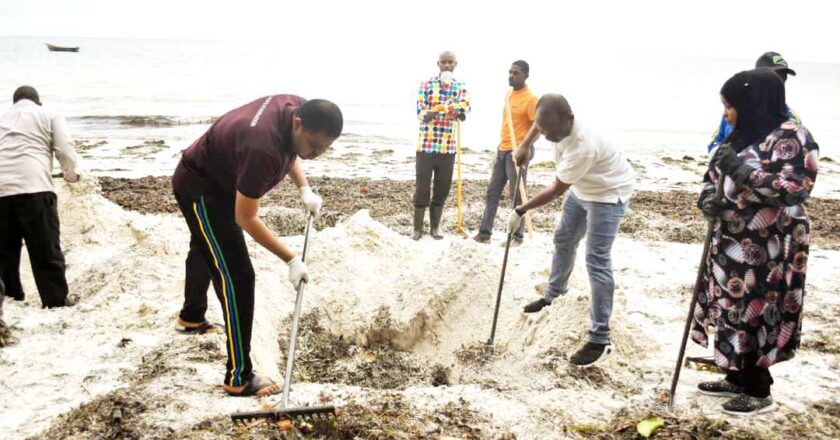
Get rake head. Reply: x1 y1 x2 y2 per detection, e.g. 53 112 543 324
231 405 336 425
684 356 720 373
653 386 672 412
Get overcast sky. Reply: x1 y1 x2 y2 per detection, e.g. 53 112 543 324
2 0 840 64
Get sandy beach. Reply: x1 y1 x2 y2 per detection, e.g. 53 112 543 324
0 176 838 439
3 4 840 437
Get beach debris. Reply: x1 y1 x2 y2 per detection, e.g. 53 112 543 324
0 319 13 348
636 416 665 438
455 341 502 366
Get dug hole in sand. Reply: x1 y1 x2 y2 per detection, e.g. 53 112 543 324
1 180 838 439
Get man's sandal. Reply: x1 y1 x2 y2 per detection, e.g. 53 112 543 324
224 374 282 397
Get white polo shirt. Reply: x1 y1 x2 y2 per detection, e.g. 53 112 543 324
0 99 78 197
551 120 635 203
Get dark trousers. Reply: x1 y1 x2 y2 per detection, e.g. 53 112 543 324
0 192 69 308
175 191 255 387
180 235 212 325
477 149 530 240
725 352 774 398
414 152 456 208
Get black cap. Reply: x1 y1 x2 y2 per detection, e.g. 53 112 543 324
755 52 796 76
13 86 41 105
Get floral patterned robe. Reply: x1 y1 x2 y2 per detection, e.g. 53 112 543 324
691 121 819 370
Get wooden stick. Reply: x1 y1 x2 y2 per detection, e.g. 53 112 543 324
505 88 534 237
455 120 466 236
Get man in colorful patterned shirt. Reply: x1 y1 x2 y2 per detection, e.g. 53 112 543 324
412 51 471 240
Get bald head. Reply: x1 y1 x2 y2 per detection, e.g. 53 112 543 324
535 93 575 142
536 93 572 117
437 51 457 73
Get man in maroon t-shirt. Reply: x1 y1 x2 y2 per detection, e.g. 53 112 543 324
172 95 342 397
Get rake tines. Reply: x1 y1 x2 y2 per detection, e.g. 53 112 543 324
231 405 336 425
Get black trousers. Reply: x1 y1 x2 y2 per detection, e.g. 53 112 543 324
0 277 5 319
725 352 774 398
175 191 255 387
414 152 456 208
0 192 69 308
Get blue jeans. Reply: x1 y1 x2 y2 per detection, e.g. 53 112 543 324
544 191 628 344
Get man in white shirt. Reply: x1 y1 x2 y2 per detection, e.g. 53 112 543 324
0 86 79 308
508 94 635 367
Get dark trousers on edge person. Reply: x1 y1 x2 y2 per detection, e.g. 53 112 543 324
175 191 255 387
476 148 532 242
0 192 69 308
413 151 455 238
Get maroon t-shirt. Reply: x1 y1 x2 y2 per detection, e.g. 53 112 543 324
172 95 304 199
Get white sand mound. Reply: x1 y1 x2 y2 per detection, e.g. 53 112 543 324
306 210 498 350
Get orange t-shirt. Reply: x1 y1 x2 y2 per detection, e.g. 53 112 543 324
499 86 538 151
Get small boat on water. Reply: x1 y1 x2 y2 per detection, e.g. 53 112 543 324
46 43 79 52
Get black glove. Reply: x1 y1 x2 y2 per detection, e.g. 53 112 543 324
713 145 753 185
712 145 741 174
700 194 726 221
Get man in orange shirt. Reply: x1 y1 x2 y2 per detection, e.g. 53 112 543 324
473 60 537 246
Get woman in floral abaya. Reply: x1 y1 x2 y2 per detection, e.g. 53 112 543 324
691 67 819 416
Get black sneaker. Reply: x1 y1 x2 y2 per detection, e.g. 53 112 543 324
698 379 744 398
523 298 550 313
569 342 612 367
722 395 777 417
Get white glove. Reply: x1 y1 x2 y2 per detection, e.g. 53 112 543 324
507 208 524 233
299 186 322 218
63 170 80 183
287 256 310 287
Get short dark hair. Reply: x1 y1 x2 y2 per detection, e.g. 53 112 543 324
13 86 41 105
512 60 530 75
297 99 343 138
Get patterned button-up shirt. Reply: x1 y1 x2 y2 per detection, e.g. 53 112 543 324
416 76 471 154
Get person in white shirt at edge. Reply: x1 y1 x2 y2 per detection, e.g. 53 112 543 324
507 93 636 367
0 86 79 309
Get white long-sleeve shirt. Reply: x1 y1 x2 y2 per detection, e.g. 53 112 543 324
0 99 78 197
551 121 636 204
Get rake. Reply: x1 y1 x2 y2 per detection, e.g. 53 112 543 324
231 214 336 426
486 166 525 346
666 174 726 411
